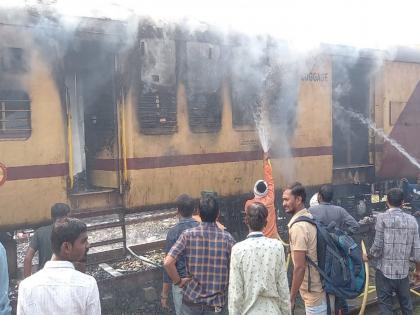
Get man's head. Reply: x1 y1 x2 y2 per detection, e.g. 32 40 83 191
51 217 89 263
176 194 195 218
51 203 70 222
282 182 306 214
254 180 268 198
387 188 404 208
245 202 268 232
318 184 333 203
199 196 219 223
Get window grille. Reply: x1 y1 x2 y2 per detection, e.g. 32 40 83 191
137 39 177 134
186 42 223 133
0 90 31 139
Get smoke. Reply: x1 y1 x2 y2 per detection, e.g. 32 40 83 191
3 0 420 49
2 0 420 185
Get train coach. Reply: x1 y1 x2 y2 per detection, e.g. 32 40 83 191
1 9 420 266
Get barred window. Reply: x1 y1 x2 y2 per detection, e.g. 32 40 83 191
137 39 177 135
231 78 260 128
0 90 31 139
186 42 223 133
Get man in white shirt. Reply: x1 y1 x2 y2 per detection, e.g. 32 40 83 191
229 202 290 315
17 218 101 315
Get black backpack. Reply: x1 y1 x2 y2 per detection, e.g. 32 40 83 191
290 216 365 299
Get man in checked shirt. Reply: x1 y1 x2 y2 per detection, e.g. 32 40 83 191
164 196 235 314
368 188 420 315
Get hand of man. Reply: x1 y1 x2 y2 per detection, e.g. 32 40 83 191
290 298 295 314
263 152 270 161
178 277 191 288
161 295 169 309
362 254 369 262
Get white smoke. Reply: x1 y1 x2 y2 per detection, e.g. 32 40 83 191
3 0 420 49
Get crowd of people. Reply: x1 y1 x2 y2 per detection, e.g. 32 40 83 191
1 153 420 315
161 154 420 315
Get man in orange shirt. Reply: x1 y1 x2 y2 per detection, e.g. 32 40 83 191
245 152 279 239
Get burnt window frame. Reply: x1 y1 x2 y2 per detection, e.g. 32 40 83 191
137 37 178 135
230 77 260 131
0 90 31 140
185 41 223 134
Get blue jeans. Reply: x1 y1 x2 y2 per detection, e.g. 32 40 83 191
375 270 413 315
305 298 328 315
172 284 183 315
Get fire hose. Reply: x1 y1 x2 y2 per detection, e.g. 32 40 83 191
126 245 162 268
358 240 369 315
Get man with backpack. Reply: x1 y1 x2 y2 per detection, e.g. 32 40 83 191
368 188 420 315
309 184 360 314
284 182 327 314
285 183 365 315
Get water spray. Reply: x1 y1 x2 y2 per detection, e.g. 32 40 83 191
334 103 420 171
253 105 271 153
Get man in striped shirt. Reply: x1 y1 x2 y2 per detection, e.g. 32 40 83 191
164 196 235 314
368 188 420 315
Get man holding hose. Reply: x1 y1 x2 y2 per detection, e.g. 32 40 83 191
245 152 280 239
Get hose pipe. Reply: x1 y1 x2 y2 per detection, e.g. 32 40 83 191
359 240 370 315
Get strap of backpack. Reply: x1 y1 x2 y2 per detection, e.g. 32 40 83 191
307 263 311 292
289 215 314 228
306 255 335 285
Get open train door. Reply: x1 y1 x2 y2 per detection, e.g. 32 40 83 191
332 53 376 185
83 49 120 190
66 39 121 194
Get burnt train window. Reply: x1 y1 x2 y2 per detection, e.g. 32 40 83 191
137 39 177 135
0 90 31 139
230 45 263 128
186 42 223 133
231 78 259 128
1 47 27 73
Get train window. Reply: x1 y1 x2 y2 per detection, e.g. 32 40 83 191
1 47 27 73
186 42 223 133
0 90 31 139
137 39 177 134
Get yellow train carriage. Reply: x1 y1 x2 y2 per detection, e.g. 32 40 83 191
0 18 68 230
1 12 420 233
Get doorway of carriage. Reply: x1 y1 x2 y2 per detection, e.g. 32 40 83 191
64 38 123 210
332 54 376 186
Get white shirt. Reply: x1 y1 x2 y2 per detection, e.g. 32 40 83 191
228 232 290 315
17 261 101 315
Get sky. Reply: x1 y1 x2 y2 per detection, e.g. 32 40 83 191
1 0 419 49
